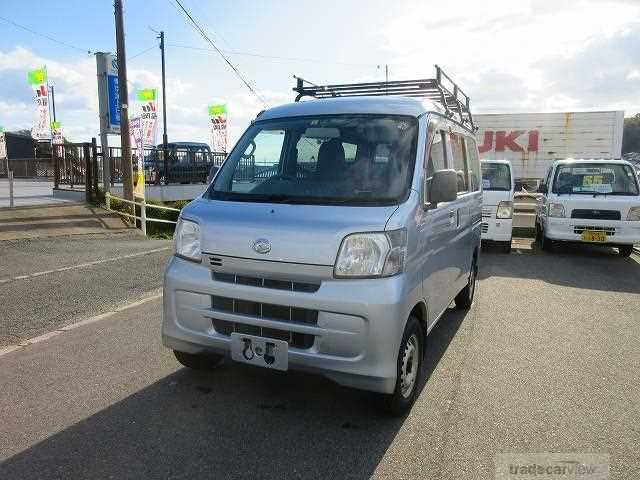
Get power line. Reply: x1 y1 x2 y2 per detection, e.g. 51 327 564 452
167 43 380 68
129 44 158 61
177 0 233 50
168 0 267 106
0 15 94 54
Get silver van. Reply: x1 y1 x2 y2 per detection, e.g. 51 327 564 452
162 70 482 414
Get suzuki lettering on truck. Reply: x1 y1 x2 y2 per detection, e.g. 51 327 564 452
162 68 482 415
536 159 640 257
480 160 514 252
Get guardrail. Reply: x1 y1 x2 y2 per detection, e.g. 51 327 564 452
104 192 180 236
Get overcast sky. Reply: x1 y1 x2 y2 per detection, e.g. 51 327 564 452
1 0 639 145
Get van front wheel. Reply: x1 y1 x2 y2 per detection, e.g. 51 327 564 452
380 316 423 416
455 256 477 310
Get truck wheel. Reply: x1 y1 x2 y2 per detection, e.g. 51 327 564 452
380 316 423 416
618 245 634 257
173 350 224 370
455 255 477 310
540 231 554 252
502 241 512 254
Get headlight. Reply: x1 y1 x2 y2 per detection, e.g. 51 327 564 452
174 218 201 262
547 203 565 218
628 206 640 221
334 229 407 278
496 201 513 219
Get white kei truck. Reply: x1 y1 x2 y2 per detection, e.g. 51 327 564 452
480 160 515 252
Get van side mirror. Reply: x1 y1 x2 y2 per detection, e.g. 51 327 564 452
537 183 547 194
429 169 458 205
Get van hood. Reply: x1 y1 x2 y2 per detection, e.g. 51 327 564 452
184 198 399 266
550 194 640 219
482 189 512 206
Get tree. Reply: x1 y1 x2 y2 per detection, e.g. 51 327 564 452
622 114 640 154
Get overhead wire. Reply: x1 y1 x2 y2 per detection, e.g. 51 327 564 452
0 15 95 55
168 0 268 107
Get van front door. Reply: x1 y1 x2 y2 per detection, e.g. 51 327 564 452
420 125 459 329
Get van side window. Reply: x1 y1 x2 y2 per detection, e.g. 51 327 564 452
464 137 481 191
449 133 468 193
425 127 446 204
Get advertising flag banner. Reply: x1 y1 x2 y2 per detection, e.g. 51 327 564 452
27 67 51 140
136 88 158 147
51 121 64 158
208 103 227 152
51 121 63 144
130 116 145 198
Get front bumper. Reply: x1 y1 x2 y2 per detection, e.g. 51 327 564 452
162 256 419 394
544 217 640 244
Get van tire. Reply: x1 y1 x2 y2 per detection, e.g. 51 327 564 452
618 245 634 257
455 255 477 310
173 350 225 370
501 241 512 254
380 316 423 416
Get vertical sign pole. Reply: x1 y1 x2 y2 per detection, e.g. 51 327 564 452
114 0 134 204
160 31 169 184
96 53 111 193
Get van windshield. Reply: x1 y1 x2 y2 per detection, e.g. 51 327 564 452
481 163 511 191
552 163 639 195
207 115 418 206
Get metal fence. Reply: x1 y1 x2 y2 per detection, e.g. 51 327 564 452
107 147 226 185
0 158 55 178
104 191 180 236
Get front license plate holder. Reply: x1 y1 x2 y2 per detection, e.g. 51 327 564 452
581 230 607 242
230 333 288 371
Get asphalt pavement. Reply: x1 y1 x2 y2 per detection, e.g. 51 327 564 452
0 232 171 346
0 239 639 479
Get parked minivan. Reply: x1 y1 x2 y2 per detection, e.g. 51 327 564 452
480 160 514 252
162 72 482 414
536 158 640 256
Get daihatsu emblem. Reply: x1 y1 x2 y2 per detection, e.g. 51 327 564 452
252 238 271 254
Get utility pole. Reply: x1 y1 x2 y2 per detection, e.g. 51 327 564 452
114 0 133 202
159 31 169 184
50 85 57 122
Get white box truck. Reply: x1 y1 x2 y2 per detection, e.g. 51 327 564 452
475 111 624 190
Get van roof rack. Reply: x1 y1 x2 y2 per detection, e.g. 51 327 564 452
293 65 475 131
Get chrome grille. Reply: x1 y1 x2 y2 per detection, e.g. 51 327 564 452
573 225 616 236
481 222 489 233
481 207 492 219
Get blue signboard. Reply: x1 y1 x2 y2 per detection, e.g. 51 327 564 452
107 74 120 127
